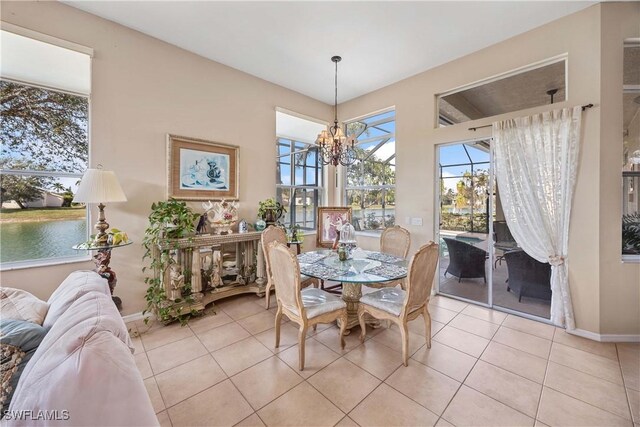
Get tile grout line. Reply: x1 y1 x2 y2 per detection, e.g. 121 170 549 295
137 295 632 427
157 319 232 420
420 299 482 424
616 343 635 421
434 309 549 424
535 330 634 423
534 324 553 425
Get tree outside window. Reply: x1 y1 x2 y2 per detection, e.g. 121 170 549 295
345 110 396 232
1 80 89 264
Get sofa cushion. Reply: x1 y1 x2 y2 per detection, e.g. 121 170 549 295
43 270 110 329
7 331 157 427
0 319 48 412
0 288 48 325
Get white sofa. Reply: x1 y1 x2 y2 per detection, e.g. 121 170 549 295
6 271 158 426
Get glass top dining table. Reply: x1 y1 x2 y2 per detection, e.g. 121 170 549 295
297 249 408 284
296 249 408 331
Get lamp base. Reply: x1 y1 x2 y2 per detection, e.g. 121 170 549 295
94 203 110 246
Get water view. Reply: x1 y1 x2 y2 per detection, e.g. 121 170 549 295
0 219 87 263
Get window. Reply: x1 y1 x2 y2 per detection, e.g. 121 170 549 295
345 109 396 232
0 29 91 266
437 57 567 127
623 41 640 260
275 111 325 230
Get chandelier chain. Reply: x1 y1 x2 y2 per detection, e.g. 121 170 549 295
316 55 358 167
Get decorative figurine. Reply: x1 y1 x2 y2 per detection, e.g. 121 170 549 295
196 213 208 234
202 199 239 234
211 251 222 288
169 264 185 301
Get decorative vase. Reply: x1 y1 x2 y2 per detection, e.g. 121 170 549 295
263 207 283 225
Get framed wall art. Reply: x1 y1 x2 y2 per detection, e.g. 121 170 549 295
167 134 239 200
317 206 352 247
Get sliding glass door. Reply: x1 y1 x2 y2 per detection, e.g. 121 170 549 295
435 140 551 320
436 141 491 306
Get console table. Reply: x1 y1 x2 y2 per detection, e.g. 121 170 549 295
154 231 266 314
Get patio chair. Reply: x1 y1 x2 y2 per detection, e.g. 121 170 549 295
358 242 439 366
504 250 552 302
261 225 318 309
493 221 518 268
442 237 487 283
367 225 411 289
268 241 348 370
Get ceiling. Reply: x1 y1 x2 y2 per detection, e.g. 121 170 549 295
64 1 594 104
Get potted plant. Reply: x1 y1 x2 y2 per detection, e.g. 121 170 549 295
257 197 286 225
142 199 201 325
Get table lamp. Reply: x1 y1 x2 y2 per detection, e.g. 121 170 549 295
73 166 127 246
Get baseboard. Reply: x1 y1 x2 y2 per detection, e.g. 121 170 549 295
570 328 640 343
121 311 148 323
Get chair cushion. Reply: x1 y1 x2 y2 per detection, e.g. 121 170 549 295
0 288 48 325
297 288 346 319
360 287 406 316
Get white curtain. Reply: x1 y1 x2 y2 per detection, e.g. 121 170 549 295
493 106 582 330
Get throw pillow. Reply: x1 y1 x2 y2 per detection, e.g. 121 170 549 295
0 319 48 412
0 288 48 325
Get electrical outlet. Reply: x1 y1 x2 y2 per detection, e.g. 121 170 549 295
405 216 411 225
411 217 423 226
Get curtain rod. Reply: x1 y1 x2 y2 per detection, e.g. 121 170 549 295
467 103 594 131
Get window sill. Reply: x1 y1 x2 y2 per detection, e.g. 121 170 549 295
622 254 640 264
0 255 92 272
355 231 383 238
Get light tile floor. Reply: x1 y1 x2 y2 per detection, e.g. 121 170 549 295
128 293 640 427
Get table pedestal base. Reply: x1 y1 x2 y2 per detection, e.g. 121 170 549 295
340 282 380 334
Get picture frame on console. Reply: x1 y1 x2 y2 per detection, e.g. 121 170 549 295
317 206 352 247
167 134 239 200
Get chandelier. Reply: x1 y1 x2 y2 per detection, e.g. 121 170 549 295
316 56 358 166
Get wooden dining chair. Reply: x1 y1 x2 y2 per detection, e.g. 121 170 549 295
268 242 348 370
261 225 318 309
367 225 412 289
381 225 411 258
358 241 439 366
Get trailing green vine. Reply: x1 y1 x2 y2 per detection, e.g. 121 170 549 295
142 199 201 325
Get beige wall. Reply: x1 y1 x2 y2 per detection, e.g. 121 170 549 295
339 3 639 335
0 1 331 315
598 3 640 335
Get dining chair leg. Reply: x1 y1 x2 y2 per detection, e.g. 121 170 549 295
339 311 348 349
274 305 283 348
265 282 272 309
298 325 308 371
399 323 409 366
358 307 367 343
423 308 432 349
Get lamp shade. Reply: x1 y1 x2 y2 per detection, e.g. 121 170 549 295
73 168 127 203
